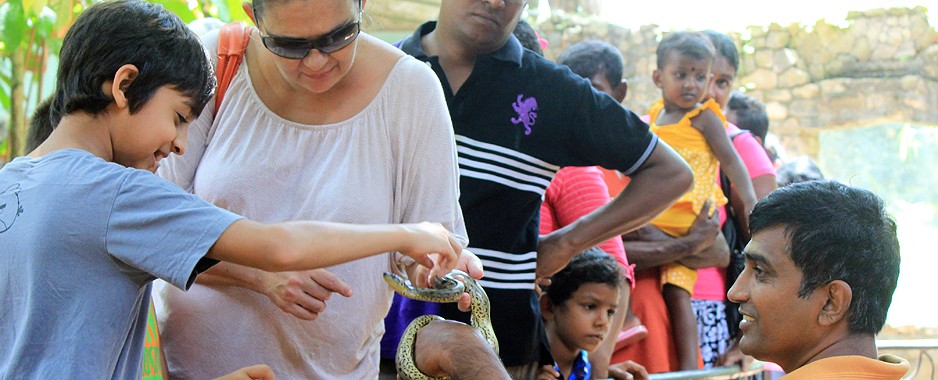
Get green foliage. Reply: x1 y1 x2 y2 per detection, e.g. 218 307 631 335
0 0 246 163
1 2 28 54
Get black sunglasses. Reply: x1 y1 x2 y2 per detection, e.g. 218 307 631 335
255 0 363 59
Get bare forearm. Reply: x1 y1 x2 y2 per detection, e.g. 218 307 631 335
209 220 437 272
750 174 777 200
624 234 694 271
194 262 268 292
415 320 509 379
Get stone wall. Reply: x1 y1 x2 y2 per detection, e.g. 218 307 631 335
537 7 938 157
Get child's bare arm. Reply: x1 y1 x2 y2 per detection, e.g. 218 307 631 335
694 110 757 233
207 220 461 279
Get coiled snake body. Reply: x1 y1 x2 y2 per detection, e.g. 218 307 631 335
383 270 498 380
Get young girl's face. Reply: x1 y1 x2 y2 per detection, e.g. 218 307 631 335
654 50 712 111
256 0 361 95
112 87 191 172
551 283 620 353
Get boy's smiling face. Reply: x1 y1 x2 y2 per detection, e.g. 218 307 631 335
111 86 192 172
547 282 620 354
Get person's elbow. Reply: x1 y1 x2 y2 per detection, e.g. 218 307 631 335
257 224 304 272
671 159 694 196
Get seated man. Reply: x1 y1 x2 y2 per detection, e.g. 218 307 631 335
728 180 908 379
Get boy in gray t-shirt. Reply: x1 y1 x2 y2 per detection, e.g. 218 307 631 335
0 1 465 378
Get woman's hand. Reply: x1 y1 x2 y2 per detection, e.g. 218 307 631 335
260 269 352 320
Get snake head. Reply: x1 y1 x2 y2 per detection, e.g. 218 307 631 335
431 274 461 290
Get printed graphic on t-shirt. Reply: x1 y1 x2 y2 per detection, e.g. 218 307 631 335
511 94 538 135
0 184 23 233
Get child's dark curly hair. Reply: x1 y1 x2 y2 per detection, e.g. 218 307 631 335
545 247 623 306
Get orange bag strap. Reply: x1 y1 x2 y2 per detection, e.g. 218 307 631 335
214 22 253 116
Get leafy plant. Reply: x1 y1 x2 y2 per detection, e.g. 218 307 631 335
0 0 250 165
1 0 86 163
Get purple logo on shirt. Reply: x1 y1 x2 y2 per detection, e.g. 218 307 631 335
511 94 538 135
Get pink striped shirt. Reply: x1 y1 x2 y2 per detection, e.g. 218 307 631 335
540 166 633 283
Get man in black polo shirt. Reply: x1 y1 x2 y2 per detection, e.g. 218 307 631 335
397 0 693 377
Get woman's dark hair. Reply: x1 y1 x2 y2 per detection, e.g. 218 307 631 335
557 40 624 90
545 247 622 306
252 0 362 24
44 0 213 129
749 180 901 334
656 31 715 69
702 30 739 73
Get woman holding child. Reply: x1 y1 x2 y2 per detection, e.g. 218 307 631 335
154 0 476 378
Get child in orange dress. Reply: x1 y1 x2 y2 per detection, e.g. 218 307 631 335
648 31 757 370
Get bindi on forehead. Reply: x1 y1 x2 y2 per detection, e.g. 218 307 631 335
665 52 710 70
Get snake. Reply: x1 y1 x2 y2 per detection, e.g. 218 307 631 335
383 270 498 380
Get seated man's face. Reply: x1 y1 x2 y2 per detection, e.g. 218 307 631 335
727 227 829 369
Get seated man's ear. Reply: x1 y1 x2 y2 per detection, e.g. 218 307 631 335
613 79 628 103
818 280 852 327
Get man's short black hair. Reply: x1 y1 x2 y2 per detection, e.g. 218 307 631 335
749 181 901 334
545 247 622 306
47 0 213 128
557 40 624 89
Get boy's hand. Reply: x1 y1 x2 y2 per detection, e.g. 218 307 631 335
400 222 462 280
213 364 275 380
260 269 352 321
536 364 560 380
609 360 648 380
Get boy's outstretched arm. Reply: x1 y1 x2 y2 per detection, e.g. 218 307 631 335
207 220 461 280
536 141 692 282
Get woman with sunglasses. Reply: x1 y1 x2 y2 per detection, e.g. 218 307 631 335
153 0 476 378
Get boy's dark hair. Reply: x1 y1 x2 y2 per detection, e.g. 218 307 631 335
702 30 739 73
545 247 622 306
656 31 715 69
727 92 768 142
557 40 624 90
44 0 213 129
749 180 900 334
512 19 543 56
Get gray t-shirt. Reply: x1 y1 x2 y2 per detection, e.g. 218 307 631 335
0 149 241 379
